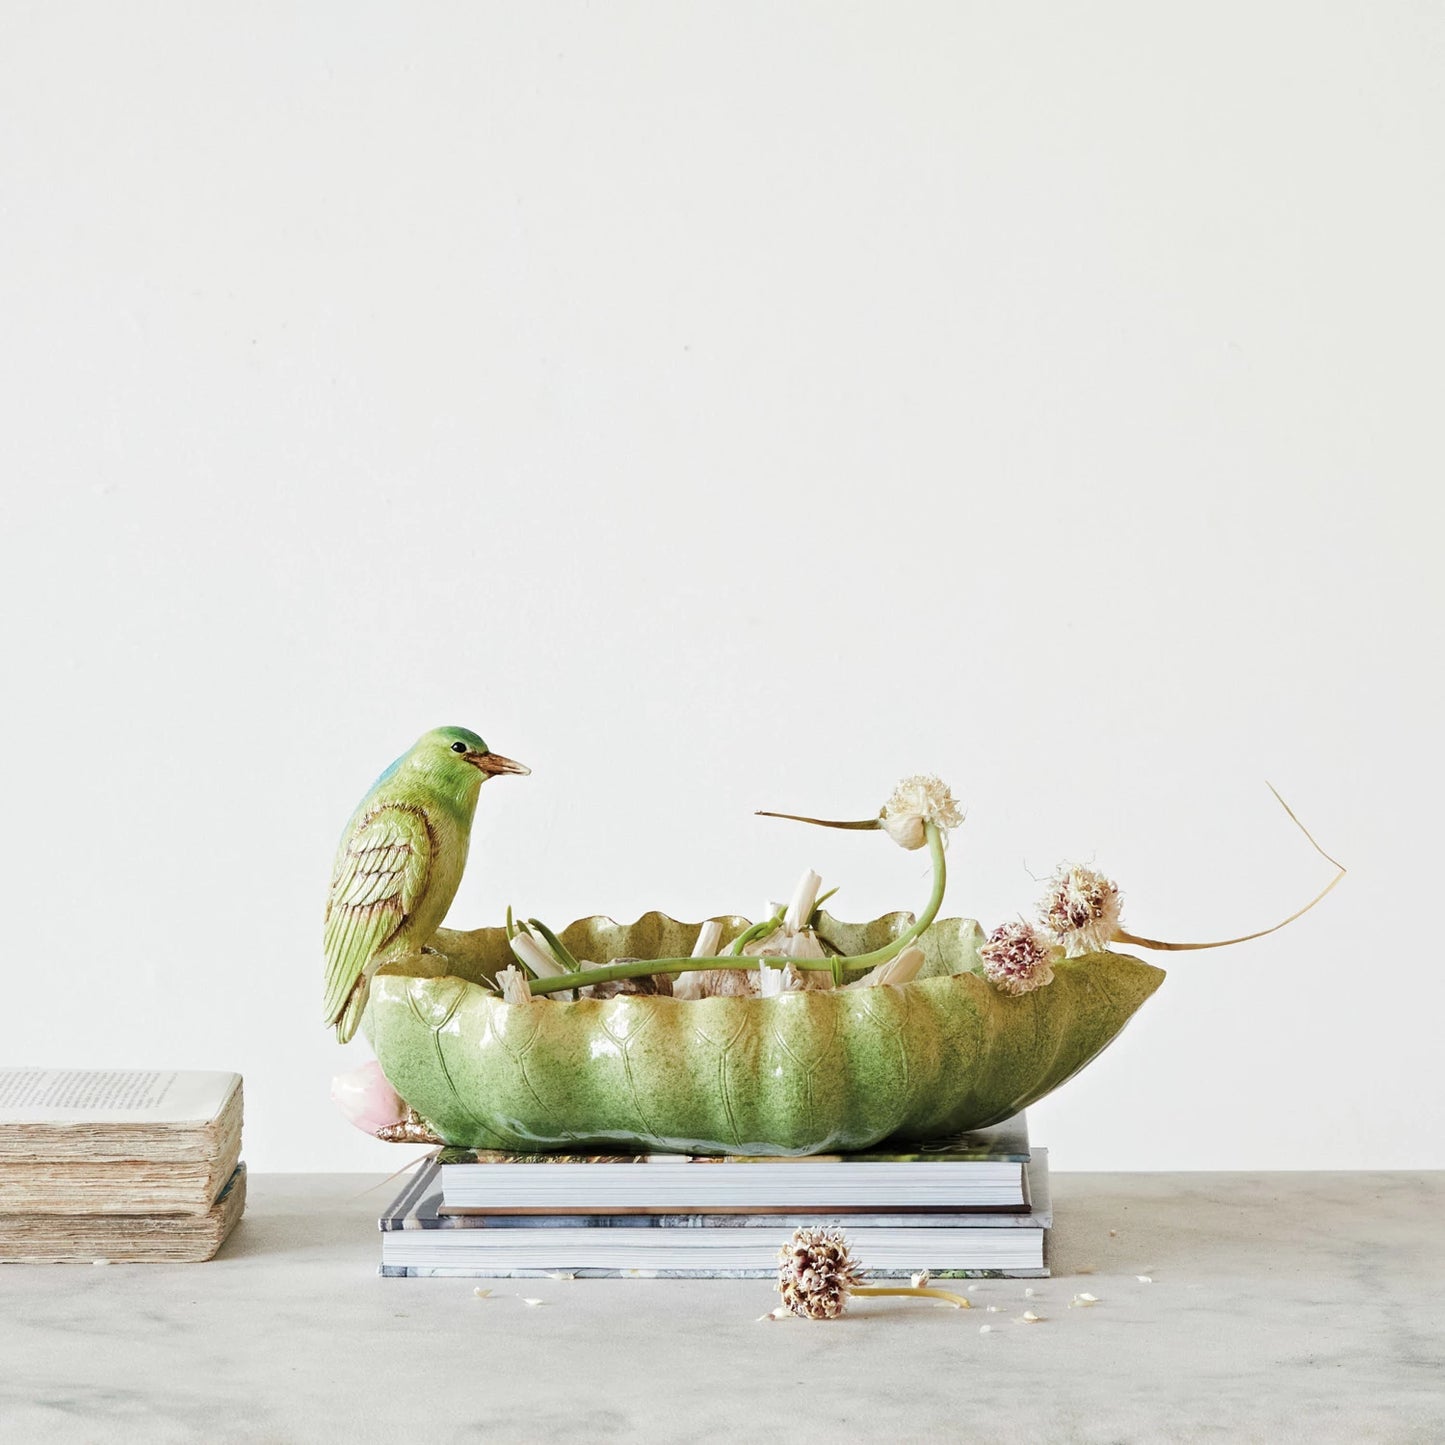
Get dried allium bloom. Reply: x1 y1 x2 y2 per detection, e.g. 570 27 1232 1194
880 775 965 850
1040 865 1124 957
776 1227 864 1319
980 922 1059 995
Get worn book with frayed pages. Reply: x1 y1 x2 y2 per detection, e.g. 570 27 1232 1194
0 1069 243 1220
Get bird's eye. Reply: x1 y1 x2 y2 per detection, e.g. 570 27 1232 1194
451 741 468 753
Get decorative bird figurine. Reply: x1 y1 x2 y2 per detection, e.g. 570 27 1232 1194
323 726 529 1042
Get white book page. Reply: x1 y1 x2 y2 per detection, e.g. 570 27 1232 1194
0 1070 239 1125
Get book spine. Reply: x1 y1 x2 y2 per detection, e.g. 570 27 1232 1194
379 1265 1050 1279
385 1212 1041 1231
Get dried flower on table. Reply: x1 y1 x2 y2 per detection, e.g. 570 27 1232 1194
772 1226 970 1320
776 1227 864 1320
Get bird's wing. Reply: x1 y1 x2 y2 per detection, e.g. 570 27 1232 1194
323 803 434 1029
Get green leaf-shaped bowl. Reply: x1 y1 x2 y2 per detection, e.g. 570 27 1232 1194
365 912 1164 1156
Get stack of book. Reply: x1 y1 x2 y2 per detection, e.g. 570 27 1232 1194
0 1068 246 1263
380 1113 1048 1278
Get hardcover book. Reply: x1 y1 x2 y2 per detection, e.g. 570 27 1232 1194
380 1155 1050 1278
437 1112 1031 1212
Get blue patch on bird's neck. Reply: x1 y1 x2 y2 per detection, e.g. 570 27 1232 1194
371 754 404 789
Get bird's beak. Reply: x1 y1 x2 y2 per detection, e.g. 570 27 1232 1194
467 751 531 777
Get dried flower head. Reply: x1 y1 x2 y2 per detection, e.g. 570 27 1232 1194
1041 865 1123 957
980 921 1059 995
775 1227 865 1320
881 775 965 850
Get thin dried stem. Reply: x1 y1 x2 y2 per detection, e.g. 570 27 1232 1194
1115 782 1345 952
755 811 882 830
852 1285 971 1308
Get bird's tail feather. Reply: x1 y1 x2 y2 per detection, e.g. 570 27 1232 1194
334 978 370 1044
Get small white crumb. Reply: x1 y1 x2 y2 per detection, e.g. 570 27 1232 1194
985 1305 999 1313
472 1287 492 1298
967 1283 980 1292
546 1272 576 1281
757 1307 788 1321
1136 1275 1153 1284
1070 1292 1099 1308
92 1258 111 1267
978 1324 993 1334
1020 1311 1043 1323
1023 1287 1036 1298
520 1297 545 1307
910 1270 931 1290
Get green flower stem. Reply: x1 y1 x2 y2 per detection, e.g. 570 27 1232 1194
827 822 947 969
525 956 752 994
524 824 947 999
727 911 784 957
806 886 840 928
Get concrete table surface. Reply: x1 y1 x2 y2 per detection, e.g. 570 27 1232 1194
2 1172 1441 1444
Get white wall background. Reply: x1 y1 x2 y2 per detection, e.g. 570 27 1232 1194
2 4 1440 1172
